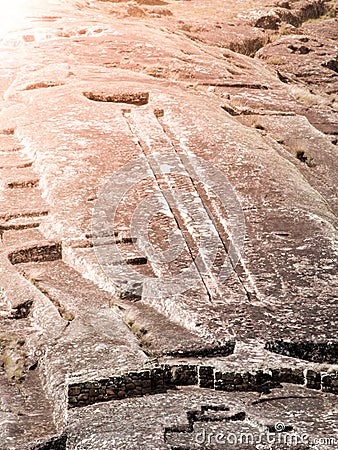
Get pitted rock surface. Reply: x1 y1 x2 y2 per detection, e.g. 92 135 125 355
0 0 336 449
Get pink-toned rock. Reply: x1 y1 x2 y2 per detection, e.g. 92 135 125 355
0 0 336 448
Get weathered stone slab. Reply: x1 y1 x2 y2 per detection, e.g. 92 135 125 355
0 0 336 448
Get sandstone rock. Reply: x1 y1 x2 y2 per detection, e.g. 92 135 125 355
0 0 336 448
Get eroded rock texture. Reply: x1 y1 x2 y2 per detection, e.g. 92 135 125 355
0 0 337 449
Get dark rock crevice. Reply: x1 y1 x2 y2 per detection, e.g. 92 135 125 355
83 90 149 105
8 243 62 265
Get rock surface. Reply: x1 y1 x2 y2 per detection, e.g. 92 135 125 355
0 0 336 449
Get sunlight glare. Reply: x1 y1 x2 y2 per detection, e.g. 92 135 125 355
0 0 45 36
0 0 27 35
